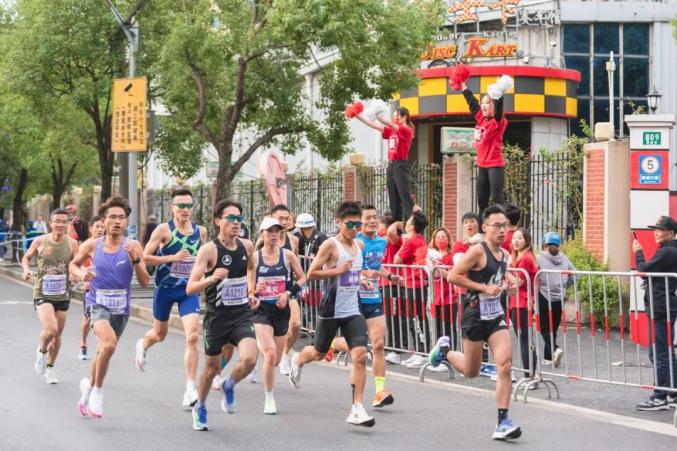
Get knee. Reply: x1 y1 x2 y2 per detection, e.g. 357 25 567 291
289 318 301 332
205 359 220 376
352 348 368 366
241 353 257 369
44 325 58 338
185 331 199 348
465 367 480 378
497 357 512 376
262 348 276 366
371 337 385 353
100 341 117 356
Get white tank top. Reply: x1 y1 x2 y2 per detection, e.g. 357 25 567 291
319 237 363 319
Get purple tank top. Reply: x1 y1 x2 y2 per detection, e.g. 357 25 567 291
85 237 133 316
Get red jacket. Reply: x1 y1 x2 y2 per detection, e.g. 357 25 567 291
464 89 507 168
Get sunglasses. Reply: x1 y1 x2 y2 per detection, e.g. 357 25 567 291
222 214 245 223
174 203 194 210
344 221 363 230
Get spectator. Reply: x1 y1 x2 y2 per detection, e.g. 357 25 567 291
33 216 47 234
142 215 158 246
508 228 538 380
428 227 459 352
633 216 677 411
501 203 520 253
394 211 429 368
381 214 405 365
293 213 327 272
537 232 575 368
66 205 89 243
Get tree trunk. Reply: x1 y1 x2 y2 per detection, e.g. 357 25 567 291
215 144 234 201
12 168 28 232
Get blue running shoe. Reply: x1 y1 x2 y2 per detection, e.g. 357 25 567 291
492 418 522 440
221 380 236 414
192 404 208 431
480 363 497 377
428 336 450 367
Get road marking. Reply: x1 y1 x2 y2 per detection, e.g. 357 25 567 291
0 301 33 305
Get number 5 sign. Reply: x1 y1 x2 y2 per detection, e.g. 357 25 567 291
630 151 669 189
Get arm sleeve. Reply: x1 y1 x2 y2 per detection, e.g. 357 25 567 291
636 249 665 273
382 126 395 140
463 89 480 116
494 96 504 121
398 241 415 263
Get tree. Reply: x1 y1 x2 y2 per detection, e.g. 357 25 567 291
149 0 443 200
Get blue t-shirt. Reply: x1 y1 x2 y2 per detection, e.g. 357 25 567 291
356 233 387 304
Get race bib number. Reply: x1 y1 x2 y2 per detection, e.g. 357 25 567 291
95 289 128 315
339 269 361 291
479 294 503 320
359 276 380 300
219 277 248 306
258 275 286 301
169 258 195 279
42 274 67 296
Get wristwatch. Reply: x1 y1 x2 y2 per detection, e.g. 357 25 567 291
132 257 141 265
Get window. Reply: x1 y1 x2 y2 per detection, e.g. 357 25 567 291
623 58 649 98
594 23 619 54
563 24 589 54
593 56 619 97
565 55 590 96
623 24 649 55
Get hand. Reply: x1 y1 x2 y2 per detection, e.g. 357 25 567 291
256 281 266 293
337 259 353 275
82 269 96 283
174 249 192 261
484 284 502 297
390 274 404 285
22 269 32 281
413 205 422 214
124 242 139 261
360 278 374 291
276 291 289 309
632 239 642 253
362 269 377 279
249 294 260 310
211 268 228 282
461 81 468 91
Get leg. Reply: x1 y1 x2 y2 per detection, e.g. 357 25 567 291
143 320 169 350
476 167 490 213
91 320 119 388
36 303 58 353
47 310 67 365
550 301 563 351
255 324 277 392
538 293 553 360
510 308 531 378
446 338 485 377
487 329 513 409
80 313 91 346
349 346 369 404
333 337 349 353
488 167 505 206
283 298 301 355
393 162 414 220
181 313 200 382
368 315 387 379
230 337 258 383
386 162 403 221
197 355 221 404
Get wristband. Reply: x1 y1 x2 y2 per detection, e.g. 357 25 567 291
387 273 393 281
291 283 303 297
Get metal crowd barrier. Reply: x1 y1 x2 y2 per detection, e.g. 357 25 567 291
0 234 37 263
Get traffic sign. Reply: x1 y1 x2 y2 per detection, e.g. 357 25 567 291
112 77 147 152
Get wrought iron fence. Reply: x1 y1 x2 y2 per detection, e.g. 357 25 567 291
359 163 443 232
231 178 270 238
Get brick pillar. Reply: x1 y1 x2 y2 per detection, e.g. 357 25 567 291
343 166 361 203
443 155 473 240
583 147 605 261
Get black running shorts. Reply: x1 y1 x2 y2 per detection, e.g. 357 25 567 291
252 302 291 337
461 297 508 342
203 306 256 356
313 314 368 354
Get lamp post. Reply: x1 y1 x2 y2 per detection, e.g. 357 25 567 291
606 51 616 140
647 86 662 114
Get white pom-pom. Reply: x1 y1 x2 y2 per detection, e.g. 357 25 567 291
487 75 514 100
364 99 389 119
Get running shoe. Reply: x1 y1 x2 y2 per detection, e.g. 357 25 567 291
429 336 450 367
491 371 517 382
668 395 677 409
288 352 303 389
385 351 401 365
192 404 208 431
246 366 261 384
134 338 146 371
346 404 375 427
279 353 291 375
479 363 497 377
406 355 428 369
182 389 198 410
34 347 47 375
372 390 394 408
553 348 564 368
400 354 416 366
427 364 449 373
221 380 236 414
637 396 670 411
78 346 88 361
89 389 103 418
211 374 223 391
77 377 91 416
44 367 58 384
493 418 522 440
324 346 335 363
264 398 277 415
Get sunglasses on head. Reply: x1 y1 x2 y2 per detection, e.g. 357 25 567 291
222 214 245 223
344 220 363 230
174 202 193 210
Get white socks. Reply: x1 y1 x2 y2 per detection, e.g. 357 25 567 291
265 391 275 403
186 380 196 391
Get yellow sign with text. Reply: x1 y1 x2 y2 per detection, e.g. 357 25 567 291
111 77 147 152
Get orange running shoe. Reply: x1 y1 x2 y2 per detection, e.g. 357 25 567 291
324 346 335 362
372 390 394 408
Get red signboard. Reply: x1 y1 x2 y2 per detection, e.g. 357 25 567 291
629 150 669 190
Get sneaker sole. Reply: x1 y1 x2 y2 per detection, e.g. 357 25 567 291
493 427 522 440
347 417 376 428
193 425 208 431
372 393 394 408
637 405 670 411
77 402 88 417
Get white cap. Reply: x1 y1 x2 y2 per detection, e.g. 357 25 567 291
295 213 316 228
259 217 282 232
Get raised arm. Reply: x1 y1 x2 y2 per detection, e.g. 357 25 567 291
462 85 480 116
355 113 385 132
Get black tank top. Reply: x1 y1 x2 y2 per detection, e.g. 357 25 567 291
468 242 507 293
255 248 291 304
205 238 249 312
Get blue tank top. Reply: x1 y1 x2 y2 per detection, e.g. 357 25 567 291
255 248 291 304
85 237 133 316
356 232 387 304
155 220 201 288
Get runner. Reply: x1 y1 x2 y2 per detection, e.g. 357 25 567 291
78 215 105 360
288 201 375 427
250 217 306 414
187 200 258 431
22 208 79 384
134 189 207 409
429 205 522 440
328 205 402 408
71 196 150 417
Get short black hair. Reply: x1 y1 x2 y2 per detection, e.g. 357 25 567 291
171 188 193 200
361 204 377 213
335 201 361 220
504 203 521 226
213 200 243 219
89 215 102 224
409 211 428 234
270 204 290 215
482 204 507 222
50 208 70 219
99 196 131 218
461 212 480 224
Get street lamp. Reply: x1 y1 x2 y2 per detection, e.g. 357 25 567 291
647 86 662 114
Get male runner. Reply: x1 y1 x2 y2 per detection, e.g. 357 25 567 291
78 215 105 360
22 208 79 384
187 200 258 431
288 201 375 427
429 205 521 440
329 205 402 408
134 189 207 409
71 196 150 417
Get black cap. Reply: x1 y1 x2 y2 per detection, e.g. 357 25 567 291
647 216 677 233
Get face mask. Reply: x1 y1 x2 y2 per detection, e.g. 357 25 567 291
436 238 449 251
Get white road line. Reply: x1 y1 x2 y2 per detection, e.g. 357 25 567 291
0 300 33 305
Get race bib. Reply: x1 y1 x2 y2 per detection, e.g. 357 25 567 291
359 276 380 301
339 269 361 291
219 276 248 306
42 274 67 296
169 258 195 279
95 289 128 315
479 294 503 320
258 275 287 302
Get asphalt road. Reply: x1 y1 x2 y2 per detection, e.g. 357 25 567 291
0 274 675 451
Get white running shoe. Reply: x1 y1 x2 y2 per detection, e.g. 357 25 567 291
182 389 198 410
553 348 564 368
427 363 448 372
264 398 277 415
400 354 416 366
44 367 58 384
34 347 47 375
279 353 291 376
134 338 146 371
89 389 103 418
247 365 261 384
211 374 223 391
78 377 91 416
346 404 375 427
78 346 88 361
406 355 428 369
288 352 303 388
491 371 517 382
385 351 401 365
